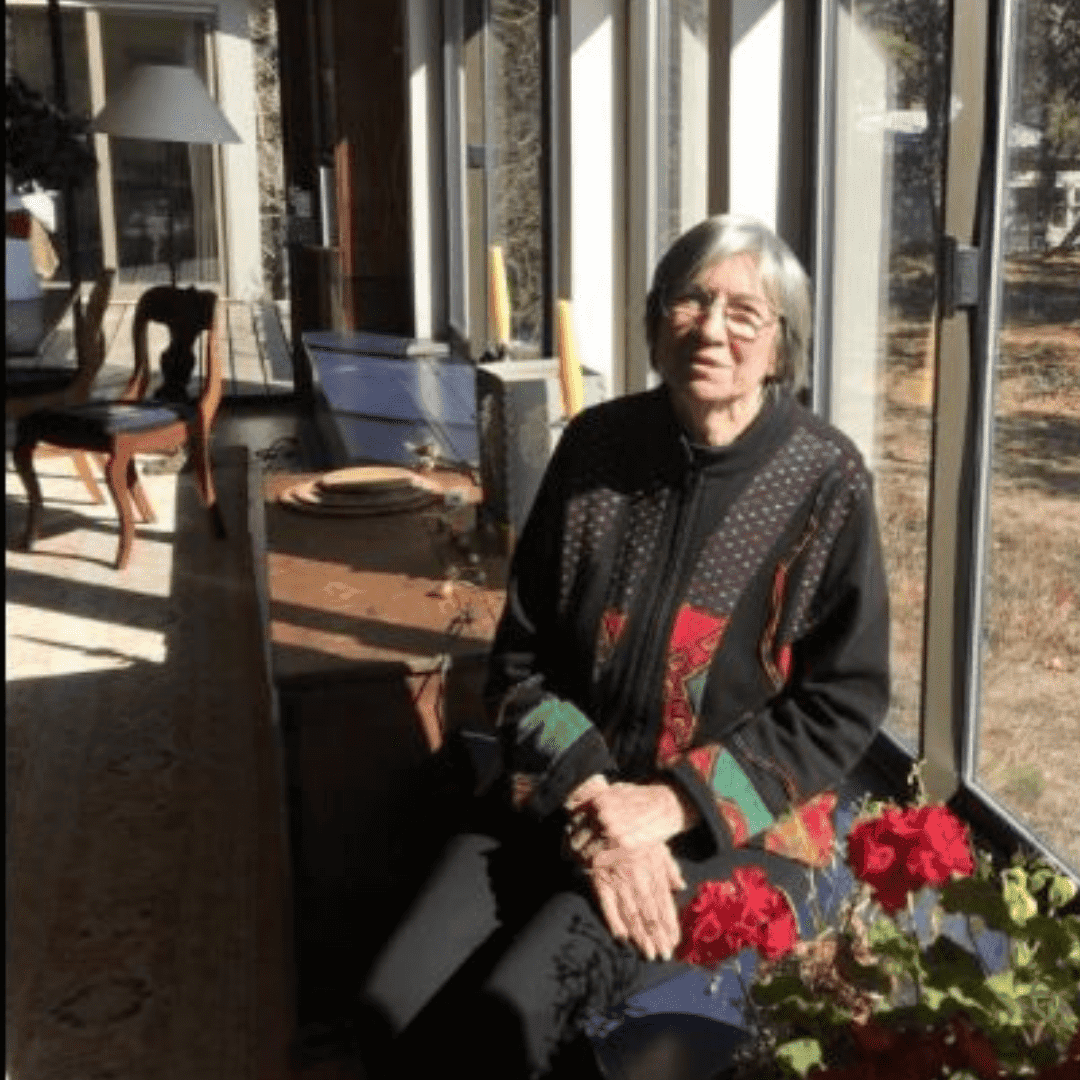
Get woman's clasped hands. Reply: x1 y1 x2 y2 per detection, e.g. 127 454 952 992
563 775 697 962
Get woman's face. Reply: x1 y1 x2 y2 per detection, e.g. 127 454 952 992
653 252 780 417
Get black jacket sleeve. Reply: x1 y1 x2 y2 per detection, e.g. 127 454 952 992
483 420 617 819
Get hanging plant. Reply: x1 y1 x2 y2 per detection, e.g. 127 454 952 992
5 74 97 193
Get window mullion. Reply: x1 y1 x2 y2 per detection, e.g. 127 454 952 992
85 6 117 272
919 0 991 804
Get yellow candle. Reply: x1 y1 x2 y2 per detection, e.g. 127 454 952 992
488 245 511 348
557 299 585 418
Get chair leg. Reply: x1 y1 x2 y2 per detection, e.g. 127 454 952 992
190 432 226 539
104 447 138 571
127 459 157 524
13 439 43 551
71 451 105 504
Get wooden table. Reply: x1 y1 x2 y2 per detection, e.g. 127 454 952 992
260 465 507 748
253 463 510 1019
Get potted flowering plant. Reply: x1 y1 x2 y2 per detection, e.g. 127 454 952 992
675 771 1080 1079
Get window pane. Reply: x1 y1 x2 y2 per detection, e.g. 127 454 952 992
657 0 709 253
827 1 950 750
7 7 102 282
100 11 220 286
443 0 468 337
488 0 543 347
975 1 1080 871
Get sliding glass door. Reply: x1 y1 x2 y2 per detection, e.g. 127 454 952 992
817 0 951 752
818 0 1079 874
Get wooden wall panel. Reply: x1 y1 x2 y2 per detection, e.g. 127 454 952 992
331 0 413 335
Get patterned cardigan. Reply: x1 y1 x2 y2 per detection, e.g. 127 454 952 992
483 385 890 869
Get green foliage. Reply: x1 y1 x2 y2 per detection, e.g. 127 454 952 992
1048 92 1080 158
5 75 97 193
773 1038 823 1078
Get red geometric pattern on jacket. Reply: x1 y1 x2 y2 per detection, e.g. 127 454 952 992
777 644 793 682
764 790 838 867
656 605 729 766
595 608 629 669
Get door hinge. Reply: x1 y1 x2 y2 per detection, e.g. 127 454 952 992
941 236 981 317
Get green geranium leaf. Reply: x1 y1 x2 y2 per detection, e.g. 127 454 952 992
1002 868 1039 925
1014 939 1037 968
1028 868 1054 894
1048 874 1078 911
941 877 1014 932
987 970 1029 998
985 971 1028 1025
873 937 920 964
1039 967 1080 996
752 975 818 1007
1029 1040 1066 1069
868 917 902 946
774 1038 824 1078
1021 914 1080 971
923 935 985 988
945 984 998 1025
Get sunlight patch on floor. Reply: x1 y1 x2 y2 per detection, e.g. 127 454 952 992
6 457 181 679
5 603 169 677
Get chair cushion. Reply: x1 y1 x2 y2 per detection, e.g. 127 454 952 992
6 367 78 398
18 400 197 448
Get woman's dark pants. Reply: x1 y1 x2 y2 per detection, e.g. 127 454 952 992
354 800 690 1079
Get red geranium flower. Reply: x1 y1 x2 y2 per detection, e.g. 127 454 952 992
907 806 976 885
676 866 798 966
846 805 975 913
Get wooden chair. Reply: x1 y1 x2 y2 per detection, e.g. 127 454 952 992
14 285 226 570
6 268 116 502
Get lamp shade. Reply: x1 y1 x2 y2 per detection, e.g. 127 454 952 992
91 64 240 144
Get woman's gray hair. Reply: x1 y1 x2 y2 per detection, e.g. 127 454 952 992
645 214 812 390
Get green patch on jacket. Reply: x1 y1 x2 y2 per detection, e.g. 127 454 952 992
520 699 593 760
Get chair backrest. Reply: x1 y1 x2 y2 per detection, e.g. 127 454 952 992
5 269 115 419
126 285 220 410
69 268 116 399
197 295 224 435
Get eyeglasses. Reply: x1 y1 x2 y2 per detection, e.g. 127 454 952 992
663 285 780 341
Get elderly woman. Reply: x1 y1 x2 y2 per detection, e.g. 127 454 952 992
355 215 889 1078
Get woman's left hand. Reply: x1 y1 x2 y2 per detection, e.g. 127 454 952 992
566 781 697 863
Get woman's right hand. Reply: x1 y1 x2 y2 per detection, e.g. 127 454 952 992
584 841 686 962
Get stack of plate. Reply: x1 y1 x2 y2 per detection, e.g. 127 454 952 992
278 465 445 517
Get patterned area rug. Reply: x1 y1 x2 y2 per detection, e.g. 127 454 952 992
6 447 293 1080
